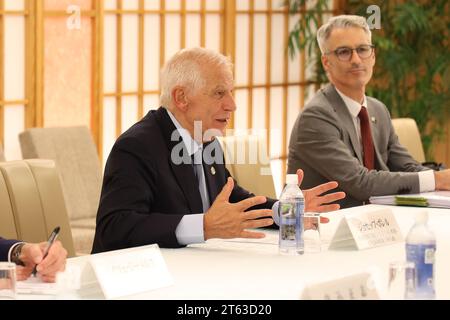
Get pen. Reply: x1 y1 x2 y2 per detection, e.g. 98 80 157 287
32 226 60 277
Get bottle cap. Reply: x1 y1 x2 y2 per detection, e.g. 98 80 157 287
415 210 428 224
286 174 298 185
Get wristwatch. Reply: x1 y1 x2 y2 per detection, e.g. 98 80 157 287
10 243 25 266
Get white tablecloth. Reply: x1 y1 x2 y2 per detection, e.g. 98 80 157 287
19 204 450 300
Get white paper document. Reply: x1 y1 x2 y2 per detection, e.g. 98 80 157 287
16 277 59 295
369 191 450 208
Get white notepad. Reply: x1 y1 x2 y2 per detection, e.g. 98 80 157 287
16 276 59 295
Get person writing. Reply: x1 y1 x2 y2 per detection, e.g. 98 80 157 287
0 237 67 283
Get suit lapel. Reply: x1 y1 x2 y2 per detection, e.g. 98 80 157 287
155 107 204 213
323 85 363 163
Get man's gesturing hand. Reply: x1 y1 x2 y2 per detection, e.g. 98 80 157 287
204 178 274 240
296 169 346 223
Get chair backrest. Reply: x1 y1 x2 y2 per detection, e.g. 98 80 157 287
0 160 75 257
219 134 276 199
0 143 5 162
391 118 426 163
19 126 102 222
0 168 18 239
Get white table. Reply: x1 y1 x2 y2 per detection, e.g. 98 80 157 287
22 205 450 300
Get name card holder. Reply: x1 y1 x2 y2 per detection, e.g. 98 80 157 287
329 208 403 250
301 272 380 300
89 244 174 299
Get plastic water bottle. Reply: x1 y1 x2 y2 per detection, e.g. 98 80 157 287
405 211 436 299
279 174 304 255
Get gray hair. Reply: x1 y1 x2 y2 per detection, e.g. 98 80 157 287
160 47 233 107
316 15 372 54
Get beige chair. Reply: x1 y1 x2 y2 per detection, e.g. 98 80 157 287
0 160 76 257
0 143 5 162
19 126 102 254
219 134 276 199
391 118 426 163
0 167 18 239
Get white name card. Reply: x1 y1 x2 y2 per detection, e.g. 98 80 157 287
329 208 403 250
89 244 174 299
301 272 380 300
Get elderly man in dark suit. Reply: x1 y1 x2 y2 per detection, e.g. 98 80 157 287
92 47 345 253
0 237 67 282
288 15 450 208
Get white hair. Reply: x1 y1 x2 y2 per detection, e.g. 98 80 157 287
160 47 233 107
316 15 372 54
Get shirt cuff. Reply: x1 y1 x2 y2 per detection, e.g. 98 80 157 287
175 214 205 245
8 242 24 263
418 170 435 192
272 201 280 226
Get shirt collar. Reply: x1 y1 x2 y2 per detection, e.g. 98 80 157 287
335 88 368 118
166 108 202 156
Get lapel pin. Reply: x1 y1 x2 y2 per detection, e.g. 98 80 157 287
371 117 376 123
211 167 216 175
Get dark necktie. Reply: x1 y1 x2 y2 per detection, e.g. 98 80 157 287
358 106 375 170
192 149 210 212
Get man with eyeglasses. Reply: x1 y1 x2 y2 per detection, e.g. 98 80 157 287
287 15 450 208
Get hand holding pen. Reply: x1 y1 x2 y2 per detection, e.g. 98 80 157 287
32 226 60 276
14 226 68 283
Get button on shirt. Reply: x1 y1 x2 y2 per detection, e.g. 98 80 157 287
335 89 435 192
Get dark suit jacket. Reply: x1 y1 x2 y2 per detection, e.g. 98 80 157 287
0 238 19 261
288 84 428 208
92 107 276 253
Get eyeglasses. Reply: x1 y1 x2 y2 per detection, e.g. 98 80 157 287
326 45 375 61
